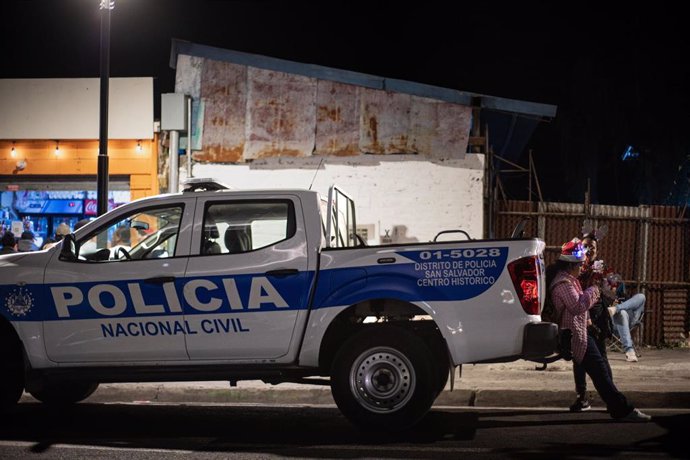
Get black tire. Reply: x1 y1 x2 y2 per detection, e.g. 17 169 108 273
427 336 450 396
433 356 450 397
330 325 438 432
0 336 24 410
30 382 98 405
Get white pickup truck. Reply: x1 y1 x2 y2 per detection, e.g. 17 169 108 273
0 181 557 431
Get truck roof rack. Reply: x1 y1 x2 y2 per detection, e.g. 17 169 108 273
181 178 233 193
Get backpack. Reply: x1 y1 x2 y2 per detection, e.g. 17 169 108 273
542 279 573 361
542 279 567 325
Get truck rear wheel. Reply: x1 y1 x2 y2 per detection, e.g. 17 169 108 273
330 325 438 432
30 382 98 405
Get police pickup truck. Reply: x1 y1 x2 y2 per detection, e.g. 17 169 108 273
0 180 556 431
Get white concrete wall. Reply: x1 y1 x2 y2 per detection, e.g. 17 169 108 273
0 78 153 140
187 154 485 244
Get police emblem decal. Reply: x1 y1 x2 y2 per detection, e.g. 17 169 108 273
5 287 34 317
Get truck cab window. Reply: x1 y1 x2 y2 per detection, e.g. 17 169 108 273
77 205 183 261
202 200 295 255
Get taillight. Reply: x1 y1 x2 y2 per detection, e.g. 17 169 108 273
508 256 540 315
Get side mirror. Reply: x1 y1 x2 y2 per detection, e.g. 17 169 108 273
59 234 79 262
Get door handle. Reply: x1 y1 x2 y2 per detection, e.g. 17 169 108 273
144 276 176 285
265 269 299 278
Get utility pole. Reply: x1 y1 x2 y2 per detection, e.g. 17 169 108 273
97 0 114 216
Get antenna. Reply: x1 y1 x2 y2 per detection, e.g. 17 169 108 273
308 157 326 190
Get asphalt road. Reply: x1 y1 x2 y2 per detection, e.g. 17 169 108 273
0 403 686 459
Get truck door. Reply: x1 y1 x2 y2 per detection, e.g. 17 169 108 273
183 194 312 361
42 199 195 363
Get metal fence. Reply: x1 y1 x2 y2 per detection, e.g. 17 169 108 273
495 200 690 346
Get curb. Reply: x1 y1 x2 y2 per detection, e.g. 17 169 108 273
468 390 690 409
21 387 690 409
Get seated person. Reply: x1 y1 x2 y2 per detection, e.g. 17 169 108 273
0 231 17 254
110 226 132 259
224 227 249 254
605 273 645 362
42 222 71 250
203 223 221 255
17 231 39 252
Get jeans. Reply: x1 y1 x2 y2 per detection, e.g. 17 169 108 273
580 335 633 418
573 333 611 396
613 293 645 352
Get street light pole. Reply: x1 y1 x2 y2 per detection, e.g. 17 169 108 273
97 0 114 216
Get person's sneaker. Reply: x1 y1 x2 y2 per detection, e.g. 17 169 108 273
625 349 639 362
569 396 591 412
618 408 652 422
607 305 617 317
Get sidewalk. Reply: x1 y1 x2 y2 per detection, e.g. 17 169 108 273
438 346 690 409
21 348 690 409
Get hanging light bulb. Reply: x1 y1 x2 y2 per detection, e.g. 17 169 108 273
136 140 143 153
54 140 60 156
11 142 17 158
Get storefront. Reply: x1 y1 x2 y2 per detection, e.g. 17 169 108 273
0 180 131 246
0 78 159 247
0 139 158 245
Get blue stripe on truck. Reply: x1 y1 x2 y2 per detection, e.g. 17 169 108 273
1 247 507 321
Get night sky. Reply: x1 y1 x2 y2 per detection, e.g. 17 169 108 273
2 1 689 206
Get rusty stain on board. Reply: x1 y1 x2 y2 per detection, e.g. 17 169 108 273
253 148 304 159
360 89 416 154
317 106 341 122
178 55 471 163
194 144 245 163
200 60 247 162
409 97 471 159
244 67 316 160
367 117 379 150
315 80 360 156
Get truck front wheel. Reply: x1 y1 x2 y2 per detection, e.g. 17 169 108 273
330 325 437 431
0 339 24 410
30 382 99 405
